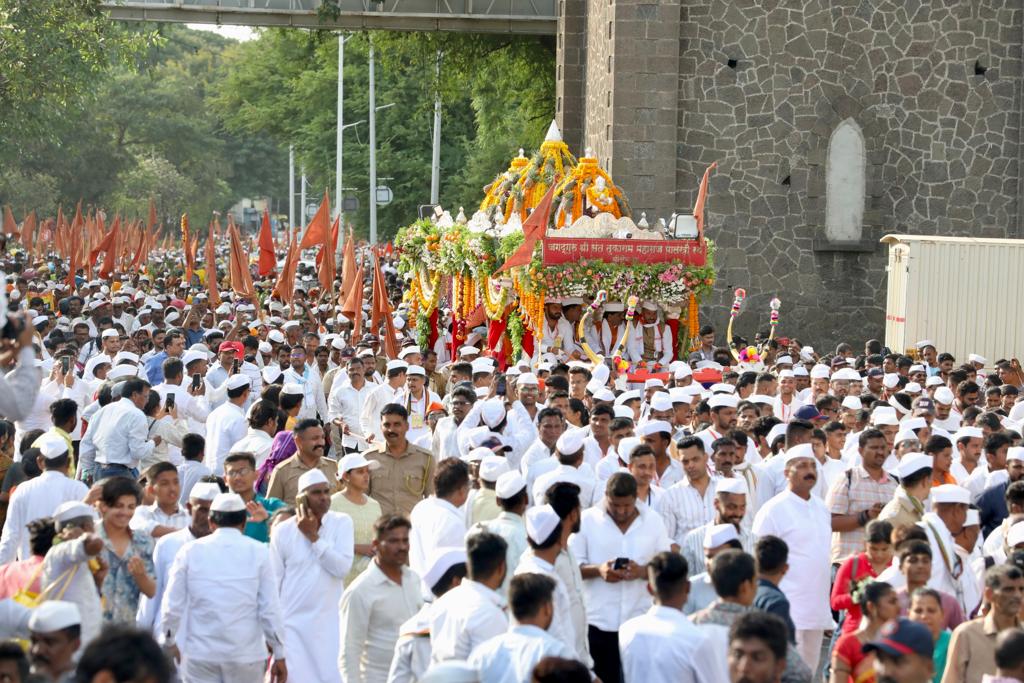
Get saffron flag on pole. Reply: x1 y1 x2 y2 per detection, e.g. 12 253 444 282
228 220 256 301
258 209 276 277
496 185 556 274
317 215 338 293
372 254 399 359
272 233 299 304
181 214 196 284
1 206 16 236
692 161 717 239
299 190 331 249
205 230 221 307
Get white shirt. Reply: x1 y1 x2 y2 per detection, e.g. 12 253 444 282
620 605 727 683
328 381 375 450
283 365 329 421
154 382 209 435
271 512 354 683
533 463 599 508
41 535 102 646
129 502 189 535
340 561 423 683
137 526 196 635
468 624 577 683
920 512 970 614
514 553 579 658
432 416 462 462
177 460 212 505
657 476 721 546
162 527 287 663
0 470 89 563
430 579 508 663
230 429 275 470
569 503 672 631
88 398 155 468
361 382 404 441
203 401 247 475
752 490 834 630
409 497 467 577
470 512 528 595
555 547 592 666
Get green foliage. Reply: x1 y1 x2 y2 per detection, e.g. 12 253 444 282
108 154 199 221
0 0 154 147
213 29 554 241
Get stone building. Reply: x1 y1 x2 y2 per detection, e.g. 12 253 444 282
557 0 1022 349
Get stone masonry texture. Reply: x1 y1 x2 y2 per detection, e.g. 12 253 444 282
556 0 1023 349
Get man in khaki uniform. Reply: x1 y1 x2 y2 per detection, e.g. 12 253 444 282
365 404 435 518
267 418 339 505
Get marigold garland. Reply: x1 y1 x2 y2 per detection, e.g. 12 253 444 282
481 276 508 320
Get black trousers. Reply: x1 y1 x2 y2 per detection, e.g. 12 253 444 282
588 625 622 683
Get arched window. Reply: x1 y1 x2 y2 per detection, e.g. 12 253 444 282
825 118 866 242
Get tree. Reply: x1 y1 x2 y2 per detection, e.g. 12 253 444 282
109 154 199 221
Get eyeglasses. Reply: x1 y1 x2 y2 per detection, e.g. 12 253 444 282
225 467 253 478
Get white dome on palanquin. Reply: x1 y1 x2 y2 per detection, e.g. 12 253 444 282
552 148 632 228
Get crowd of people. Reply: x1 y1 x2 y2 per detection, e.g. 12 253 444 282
1 248 1024 683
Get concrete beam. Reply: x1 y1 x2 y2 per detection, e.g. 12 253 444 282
102 3 556 34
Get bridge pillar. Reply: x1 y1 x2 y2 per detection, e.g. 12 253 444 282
566 0 681 223
555 0 587 153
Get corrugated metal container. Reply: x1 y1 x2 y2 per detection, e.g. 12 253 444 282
882 234 1024 363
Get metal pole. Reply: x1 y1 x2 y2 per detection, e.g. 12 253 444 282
300 166 307 232
288 145 295 234
368 38 378 245
335 33 345 260
430 51 442 206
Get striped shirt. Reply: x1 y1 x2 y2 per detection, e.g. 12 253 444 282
656 476 722 546
825 466 898 563
681 522 754 577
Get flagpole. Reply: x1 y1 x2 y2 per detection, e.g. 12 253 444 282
368 37 378 245
336 33 348 262
288 145 295 235
430 50 442 206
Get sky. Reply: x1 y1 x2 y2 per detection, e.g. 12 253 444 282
187 24 258 42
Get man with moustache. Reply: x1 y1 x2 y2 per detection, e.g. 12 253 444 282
266 419 339 505
752 444 832 674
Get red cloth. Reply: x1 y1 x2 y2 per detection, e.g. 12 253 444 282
833 631 875 683
830 552 879 634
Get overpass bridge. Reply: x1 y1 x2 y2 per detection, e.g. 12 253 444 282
100 0 556 35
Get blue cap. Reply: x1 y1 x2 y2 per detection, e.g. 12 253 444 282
793 405 823 421
863 619 933 659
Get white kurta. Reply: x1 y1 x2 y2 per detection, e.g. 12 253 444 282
270 512 354 683
202 401 247 476
619 605 727 683
752 490 833 630
0 471 89 563
429 579 508 663
408 497 467 577
138 526 196 635
514 553 579 659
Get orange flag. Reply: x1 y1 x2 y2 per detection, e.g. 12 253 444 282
496 185 556 273
92 216 121 279
317 215 337 293
299 190 331 249
341 254 363 320
2 206 16 236
693 161 718 239
228 221 256 301
19 211 36 253
257 209 276 277
205 231 221 307
339 229 357 301
181 214 196 284
349 260 365 339
272 233 299 304
148 198 157 232
372 254 399 359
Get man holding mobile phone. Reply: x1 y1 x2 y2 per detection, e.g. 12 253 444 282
570 472 673 683
0 310 41 422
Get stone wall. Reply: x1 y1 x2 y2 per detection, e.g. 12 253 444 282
560 0 1024 349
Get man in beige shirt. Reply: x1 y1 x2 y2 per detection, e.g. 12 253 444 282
267 419 339 505
365 404 435 518
942 564 1024 683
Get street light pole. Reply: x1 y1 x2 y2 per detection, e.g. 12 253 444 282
430 51 442 206
336 33 347 261
288 145 295 235
368 38 378 245
300 165 307 233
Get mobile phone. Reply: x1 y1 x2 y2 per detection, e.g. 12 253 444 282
231 359 239 374
295 492 309 515
61 356 71 374
165 392 176 410
495 373 507 396
613 557 629 570
191 373 202 390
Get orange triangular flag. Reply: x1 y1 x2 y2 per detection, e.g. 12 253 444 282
497 185 556 273
181 214 196 284
205 231 221 307
2 206 16 236
271 233 299 304
228 221 256 301
349 260 365 339
693 161 718 238
258 209 276 277
339 229 357 302
91 216 120 279
372 254 399 359
19 211 36 252
148 198 157 232
299 190 331 250
317 215 337 293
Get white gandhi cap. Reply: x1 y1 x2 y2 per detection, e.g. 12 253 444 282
703 522 739 549
29 601 81 632
298 469 329 491
495 471 527 499
525 504 561 544
210 492 247 513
